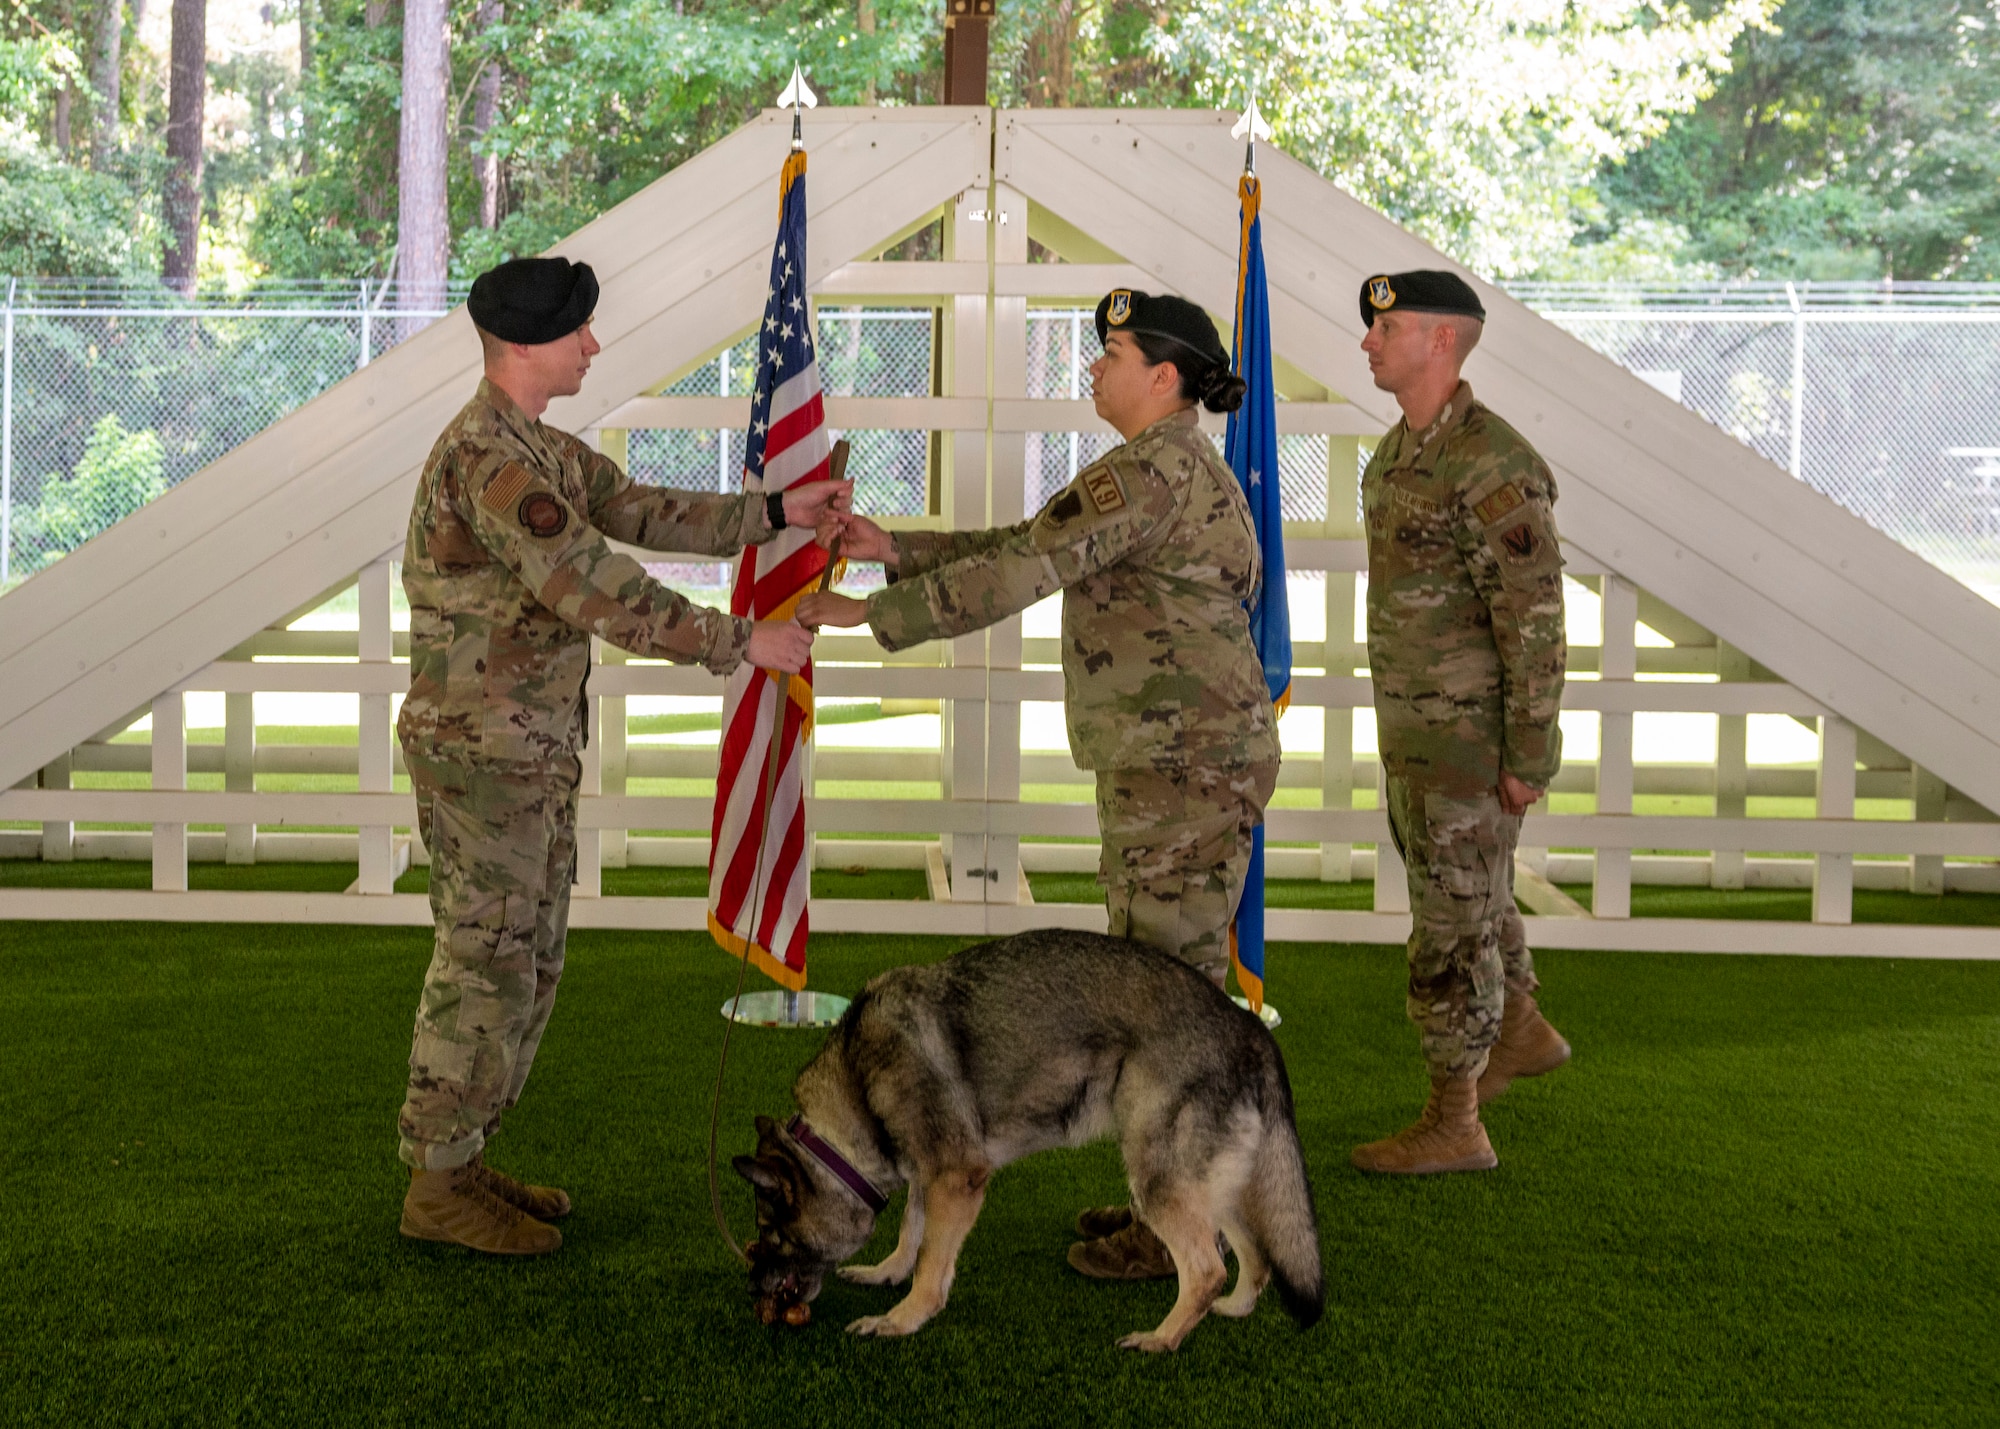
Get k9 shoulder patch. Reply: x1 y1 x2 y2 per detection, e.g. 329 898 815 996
1473 482 1525 526
1082 467 1128 516
518 492 569 540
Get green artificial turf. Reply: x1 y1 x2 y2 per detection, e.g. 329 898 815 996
1556 883 2000 926
0 859 362 893
3 925 1997 1426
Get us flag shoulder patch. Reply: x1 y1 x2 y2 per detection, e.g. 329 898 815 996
1082 468 1127 515
1473 482 1525 526
480 465 531 514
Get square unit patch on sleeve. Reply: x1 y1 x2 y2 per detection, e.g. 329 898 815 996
1498 521 1541 563
480 464 532 514
1473 482 1525 526
1082 467 1128 516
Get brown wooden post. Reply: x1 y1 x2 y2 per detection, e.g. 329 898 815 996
942 0 993 105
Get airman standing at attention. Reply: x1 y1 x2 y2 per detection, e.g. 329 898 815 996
801 289 1278 1279
1349 269 1574 1177
395 257 849 1254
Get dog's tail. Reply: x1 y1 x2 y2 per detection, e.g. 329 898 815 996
1246 1100 1324 1328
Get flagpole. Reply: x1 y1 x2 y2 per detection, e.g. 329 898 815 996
1226 92 1285 1032
713 65 844 1029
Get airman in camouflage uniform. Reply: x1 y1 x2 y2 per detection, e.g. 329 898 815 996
395 257 835 1255
1349 270 1573 1177
868 406 1281 980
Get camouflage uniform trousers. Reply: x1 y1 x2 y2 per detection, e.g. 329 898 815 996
1095 758 1282 985
1384 773 1539 1078
398 753 582 1171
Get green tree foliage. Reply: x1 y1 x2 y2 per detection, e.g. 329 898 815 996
1146 0 1775 278
1589 0 2000 279
14 412 165 566
0 31 155 274
249 0 943 279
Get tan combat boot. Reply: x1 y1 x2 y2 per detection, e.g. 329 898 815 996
400 1164 563 1255
1477 982 1572 1104
1350 1074 1498 1174
472 1155 573 1220
1074 1204 1134 1240
1067 1219 1177 1280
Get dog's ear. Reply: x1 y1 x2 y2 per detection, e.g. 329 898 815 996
733 1152 796 1203
733 1153 783 1196
754 1114 780 1144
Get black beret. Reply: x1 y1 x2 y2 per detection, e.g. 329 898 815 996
1359 270 1486 327
468 257 599 344
1094 289 1228 370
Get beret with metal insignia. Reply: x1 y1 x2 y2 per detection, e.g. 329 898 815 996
468 257 600 344
1359 270 1486 328
1093 289 1229 370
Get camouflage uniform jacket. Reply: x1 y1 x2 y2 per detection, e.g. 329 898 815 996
1363 381 1567 797
399 378 775 768
868 409 1279 772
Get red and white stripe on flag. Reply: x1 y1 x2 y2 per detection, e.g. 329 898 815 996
707 149 830 991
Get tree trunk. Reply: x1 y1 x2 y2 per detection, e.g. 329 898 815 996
297 0 314 174
471 0 502 230
398 0 449 335
89 0 123 169
54 81 74 154
163 0 205 290
859 0 875 105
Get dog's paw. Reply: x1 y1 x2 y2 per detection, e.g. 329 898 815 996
838 1261 911 1287
846 1314 919 1339
1117 1330 1177 1354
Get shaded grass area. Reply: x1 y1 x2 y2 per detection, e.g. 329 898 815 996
1557 883 2000 926
0 859 361 893
9 860 2000 928
1 925 1996 1426
1029 873 1378 913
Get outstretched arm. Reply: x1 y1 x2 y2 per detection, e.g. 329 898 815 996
862 458 1176 652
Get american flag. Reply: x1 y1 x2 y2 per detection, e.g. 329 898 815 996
706 147 832 990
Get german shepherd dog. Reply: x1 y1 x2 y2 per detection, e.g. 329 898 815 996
734 930 1323 1352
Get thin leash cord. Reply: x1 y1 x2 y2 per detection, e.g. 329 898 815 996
706 531 844 1267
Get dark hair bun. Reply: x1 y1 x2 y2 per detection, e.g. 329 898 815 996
1197 365 1247 414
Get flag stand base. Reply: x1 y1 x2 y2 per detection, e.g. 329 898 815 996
721 990 850 1029
1232 996 1282 1030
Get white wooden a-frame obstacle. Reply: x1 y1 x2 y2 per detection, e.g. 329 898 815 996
2 106 1997 959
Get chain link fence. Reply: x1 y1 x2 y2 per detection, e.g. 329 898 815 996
0 280 466 585
1511 282 2000 599
4 281 1997 603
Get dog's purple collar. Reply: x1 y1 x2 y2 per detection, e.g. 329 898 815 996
787 1115 889 1214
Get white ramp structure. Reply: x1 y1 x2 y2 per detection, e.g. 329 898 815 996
3 106 1997 957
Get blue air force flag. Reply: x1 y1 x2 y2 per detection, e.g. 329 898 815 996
1225 171 1291 1014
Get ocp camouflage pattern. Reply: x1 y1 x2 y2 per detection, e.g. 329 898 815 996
399 753 579 1169
868 409 1279 772
1386 776 1539 1076
1096 757 1282 983
399 378 775 767
1363 381 1567 798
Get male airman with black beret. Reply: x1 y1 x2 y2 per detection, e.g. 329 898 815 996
394 257 850 1253
1350 269 1573 1176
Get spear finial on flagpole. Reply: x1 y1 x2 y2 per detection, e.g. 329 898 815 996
778 62 818 150
1231 92 1272 176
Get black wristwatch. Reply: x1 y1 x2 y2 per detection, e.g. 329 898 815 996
766 491 787 530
